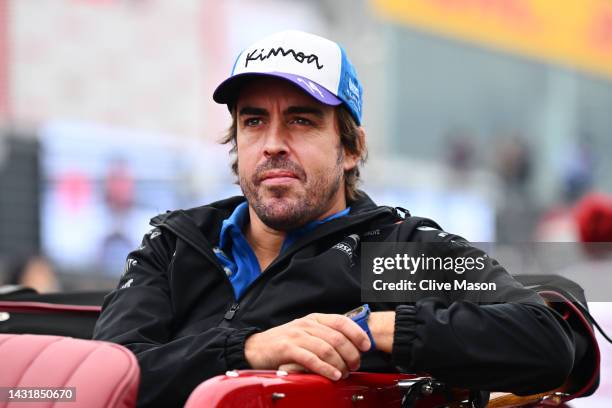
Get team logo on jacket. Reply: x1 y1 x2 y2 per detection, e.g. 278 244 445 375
120 278 134 289
363 229 380 237
331 234 360 266
146 228 162 240
123 258 137 277
333 242 353 258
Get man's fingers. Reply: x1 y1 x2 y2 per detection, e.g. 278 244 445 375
298 335 349 377
278 363 306 373
305 325 361 371
310 314 371 352
246 313 370 379
291 348 342 381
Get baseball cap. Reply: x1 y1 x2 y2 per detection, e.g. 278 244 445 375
213 30 363 125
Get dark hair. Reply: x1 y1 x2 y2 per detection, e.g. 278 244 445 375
220 105 367 202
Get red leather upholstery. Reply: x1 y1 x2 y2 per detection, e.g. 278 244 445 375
0 334 140 408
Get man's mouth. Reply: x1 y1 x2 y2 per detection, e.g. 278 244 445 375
259 170 300 185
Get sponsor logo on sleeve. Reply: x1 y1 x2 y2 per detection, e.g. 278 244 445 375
120 278 134 289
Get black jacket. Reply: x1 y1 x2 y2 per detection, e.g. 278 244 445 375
93 193 575 407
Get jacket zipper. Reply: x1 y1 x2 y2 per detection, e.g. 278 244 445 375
224 303 240 320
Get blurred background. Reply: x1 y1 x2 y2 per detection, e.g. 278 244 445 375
0 0 611 404
4 0 611 288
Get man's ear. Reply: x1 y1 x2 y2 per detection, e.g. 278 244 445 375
343 127 366 172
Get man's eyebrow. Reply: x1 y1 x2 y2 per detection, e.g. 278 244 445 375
238 107 268 116
285 106 324 117
238 106 325 117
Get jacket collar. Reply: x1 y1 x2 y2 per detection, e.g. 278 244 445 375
152 190 389 250
218 200 352 254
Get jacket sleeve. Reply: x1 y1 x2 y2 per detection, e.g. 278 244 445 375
93 228 260 408
391 299 574 394
390 228 575 394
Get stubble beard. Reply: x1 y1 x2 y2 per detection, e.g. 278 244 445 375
239 151 345 231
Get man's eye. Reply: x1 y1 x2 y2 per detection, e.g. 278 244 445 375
244 118 262 127
291 117 313 126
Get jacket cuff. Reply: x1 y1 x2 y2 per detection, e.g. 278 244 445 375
391 305 418 369
225 327 261 370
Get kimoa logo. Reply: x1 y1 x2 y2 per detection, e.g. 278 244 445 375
245 47 324 69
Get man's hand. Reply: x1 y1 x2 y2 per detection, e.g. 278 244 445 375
244 313 371 380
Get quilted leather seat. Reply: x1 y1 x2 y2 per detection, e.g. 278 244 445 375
0 334 139 408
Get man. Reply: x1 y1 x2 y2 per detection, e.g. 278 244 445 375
94 31 575 407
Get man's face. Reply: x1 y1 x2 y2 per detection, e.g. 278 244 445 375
235 77 357 231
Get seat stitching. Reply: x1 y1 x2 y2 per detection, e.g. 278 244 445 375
100 343 139 408
10 336 64 387
53 341 107 408
0 335 14 348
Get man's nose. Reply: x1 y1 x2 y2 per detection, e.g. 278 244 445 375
262 120 289 158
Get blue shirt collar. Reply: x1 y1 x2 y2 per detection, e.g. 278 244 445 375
219 201 351 252
219 201 250 249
